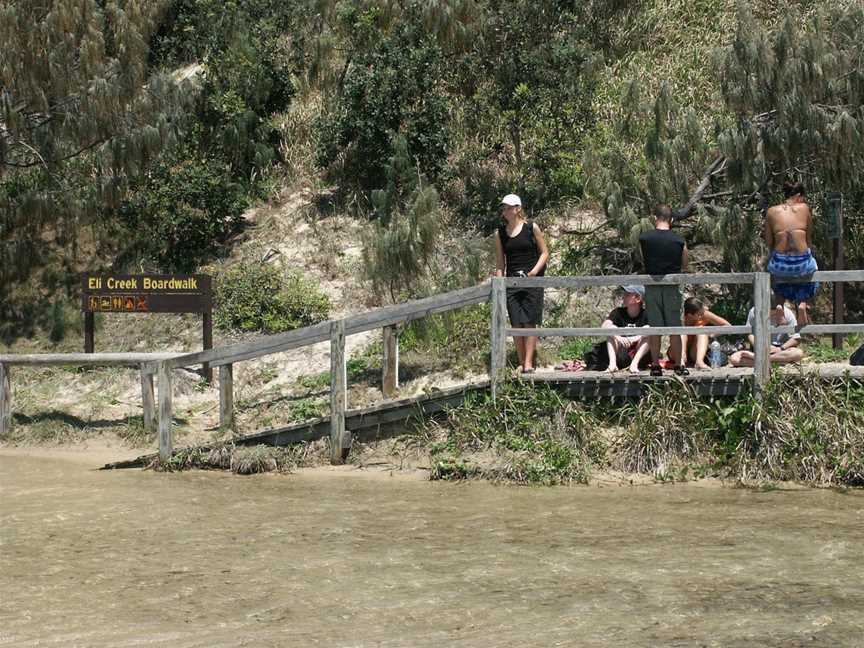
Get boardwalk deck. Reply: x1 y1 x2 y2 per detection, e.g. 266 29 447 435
102 363 864 469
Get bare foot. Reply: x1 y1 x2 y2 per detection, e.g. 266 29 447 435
605 364 617 373
628 364 642 374
797 302 810 326
695 362 710 371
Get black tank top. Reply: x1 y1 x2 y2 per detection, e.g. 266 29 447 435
500 221 543 277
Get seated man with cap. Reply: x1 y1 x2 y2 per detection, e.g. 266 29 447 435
601 285 651 373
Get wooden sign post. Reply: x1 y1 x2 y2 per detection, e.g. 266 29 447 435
825 193 844 349
82 274 214 381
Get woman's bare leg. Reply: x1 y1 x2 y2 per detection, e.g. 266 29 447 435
694 334 710 369
523 327 537 370
514 334 526 370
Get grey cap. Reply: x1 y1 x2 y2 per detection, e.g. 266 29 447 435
620 284 645 298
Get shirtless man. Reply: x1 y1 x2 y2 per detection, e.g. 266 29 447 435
764 180 819 324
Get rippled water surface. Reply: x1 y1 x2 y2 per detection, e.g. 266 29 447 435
2 453 863 647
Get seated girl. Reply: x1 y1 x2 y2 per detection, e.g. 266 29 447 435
680 297 731 370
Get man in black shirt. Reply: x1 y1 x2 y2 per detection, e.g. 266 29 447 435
601 285 651 373
638 205 689 376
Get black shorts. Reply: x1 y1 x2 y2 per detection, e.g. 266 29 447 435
507 288 544 326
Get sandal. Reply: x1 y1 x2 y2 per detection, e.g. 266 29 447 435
673 365 690 376
649 365 663 377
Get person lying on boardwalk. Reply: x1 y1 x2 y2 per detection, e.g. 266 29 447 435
729 294 804 367
681 297 731 370
494 193 549 374
765 180 819 325
601 285 651 373
639 204 689 377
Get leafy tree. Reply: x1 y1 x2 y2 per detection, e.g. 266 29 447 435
592 3 864 273
0 1 188 282
314 4 451 190
362 135 439 301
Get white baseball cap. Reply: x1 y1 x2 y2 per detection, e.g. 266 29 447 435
500 194 522 207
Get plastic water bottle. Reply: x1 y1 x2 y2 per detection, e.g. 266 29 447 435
709 340 722 369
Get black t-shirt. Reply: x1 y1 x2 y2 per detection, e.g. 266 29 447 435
607 307 647 328
639 228 685 275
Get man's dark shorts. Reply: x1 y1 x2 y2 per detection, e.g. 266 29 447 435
644 285 682 327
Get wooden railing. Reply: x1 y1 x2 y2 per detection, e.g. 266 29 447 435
1 270 862 465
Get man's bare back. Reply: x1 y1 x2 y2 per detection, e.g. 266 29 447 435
765 201 812 253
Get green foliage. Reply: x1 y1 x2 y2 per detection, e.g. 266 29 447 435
425 380 603 485
399 304 490 374
0 0 189 312
558 338 594 361
612 376 864 486
315 13 450 189
214 262 330 333
119 152 248 271
362 135 440 300
592 3 864 273
48 302 66 344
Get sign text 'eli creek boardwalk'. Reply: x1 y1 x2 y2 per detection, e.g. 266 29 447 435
81 274 212 314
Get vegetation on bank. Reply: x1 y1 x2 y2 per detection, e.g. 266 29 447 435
418 376 864 487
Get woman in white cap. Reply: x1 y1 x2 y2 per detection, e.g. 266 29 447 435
494 193 549 373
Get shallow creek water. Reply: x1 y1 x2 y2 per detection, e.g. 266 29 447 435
1 452 863 647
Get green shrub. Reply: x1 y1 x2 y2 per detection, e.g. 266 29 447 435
120 153 248 272
424 380 600 484
215 263 330 333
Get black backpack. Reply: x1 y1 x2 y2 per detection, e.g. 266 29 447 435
851 342 864 366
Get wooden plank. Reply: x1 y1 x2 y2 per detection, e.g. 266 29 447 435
490 277 508 400
157 361 173 461
508 325 752 338
330 319 348 464
140 365 155 432
0 352 184 366
752 273 772 393
219 364 234 430
382 326 399 398
0 363 10 437
505 273 756 289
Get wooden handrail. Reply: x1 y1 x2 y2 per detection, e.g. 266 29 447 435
508 325 753 338
0 352 183 366
166 283 491 370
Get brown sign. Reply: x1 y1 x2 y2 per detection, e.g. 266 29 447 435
81 274 212 313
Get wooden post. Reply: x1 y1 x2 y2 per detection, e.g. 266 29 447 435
382 325 399 398
202 309 213 383
84 312 94 353
490 277 508 400
0 363 10 437
140 364 156 433
157 361 173 461
219 363 234 430
752 272 772 395
833 220 845 351
330 319 349 464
